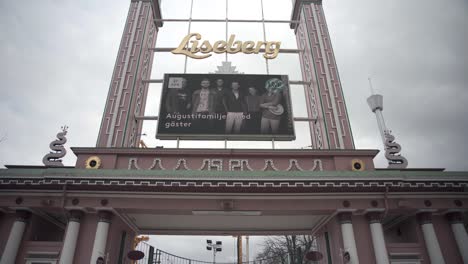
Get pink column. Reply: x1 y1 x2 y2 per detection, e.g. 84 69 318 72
90 211 113 264
291 0 355 150
446 212 468 263
59 210 84 264
0 211 31 264
96 0 161 148
366 212 389 264
338 212 359 264
417 212 445 264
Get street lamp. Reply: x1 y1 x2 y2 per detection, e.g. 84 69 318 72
206 239 222 264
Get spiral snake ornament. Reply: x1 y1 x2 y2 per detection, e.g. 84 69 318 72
384 131 408 169
42 126 68 167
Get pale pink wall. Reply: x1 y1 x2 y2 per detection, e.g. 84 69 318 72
73 214 98 263
72 213 135 263
105 214 136 264
326 217 344 264
385 217 419 243
432 215 463 263
0 213 16 257
352 215 375 263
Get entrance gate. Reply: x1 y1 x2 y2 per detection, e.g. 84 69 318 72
0 0 467 264
137 242 293 264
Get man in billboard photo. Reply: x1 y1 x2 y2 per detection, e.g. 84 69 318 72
243 86 261 134
165 77 191 114
191 78 216 132
260 78 285 134
224 81 247 134
213 78 228 131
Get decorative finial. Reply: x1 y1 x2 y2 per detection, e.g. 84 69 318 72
42 126 69 167
368 77 376 95
211 61 243 74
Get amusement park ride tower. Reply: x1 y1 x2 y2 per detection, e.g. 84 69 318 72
0 0 467 264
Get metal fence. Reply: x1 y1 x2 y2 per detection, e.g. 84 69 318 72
134 242 285 264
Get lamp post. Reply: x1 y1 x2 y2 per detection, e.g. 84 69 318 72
206 240 222 264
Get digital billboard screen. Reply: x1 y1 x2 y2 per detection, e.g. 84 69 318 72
156 73 295 141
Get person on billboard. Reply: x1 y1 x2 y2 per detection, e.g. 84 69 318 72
191 78 216 132
213 78 228 131
224 81 247 134
165 77 191 114
260 78 285 134
243 86 261 134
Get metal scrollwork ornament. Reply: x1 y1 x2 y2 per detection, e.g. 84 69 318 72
42 126 68 167
384 130 408 169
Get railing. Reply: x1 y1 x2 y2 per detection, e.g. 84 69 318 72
135 242 286 264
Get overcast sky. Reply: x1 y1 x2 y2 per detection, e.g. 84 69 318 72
0 0 467 262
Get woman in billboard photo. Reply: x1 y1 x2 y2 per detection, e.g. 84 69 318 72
259 78 285 134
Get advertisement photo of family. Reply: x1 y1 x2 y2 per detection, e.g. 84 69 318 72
157 73 295 141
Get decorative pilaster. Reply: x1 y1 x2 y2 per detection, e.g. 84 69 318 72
366 212 389 264
96 0 161 148
90 211 113 264
0 210 31 264
417 212 445 264
338 212 359 264
292 0 354 149
446 212 468 263
59 210 84 264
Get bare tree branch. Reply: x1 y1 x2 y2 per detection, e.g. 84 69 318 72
255 235 315 264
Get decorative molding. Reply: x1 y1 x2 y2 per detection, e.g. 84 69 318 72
198 159 223 171
211 61 243 74
174 159 190 170
68 210 84 223
416 212 432 225
337 212 352 224
98 211 113 223
2 178 466 192
366 211 384 224
127 158 323 172
446 211 463 224
228 159 253 171
128 158 165 170
16 210 32 223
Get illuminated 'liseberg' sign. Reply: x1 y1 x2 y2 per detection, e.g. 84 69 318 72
171 33 281 59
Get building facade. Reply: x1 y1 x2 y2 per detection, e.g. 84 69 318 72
1 0 467 263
